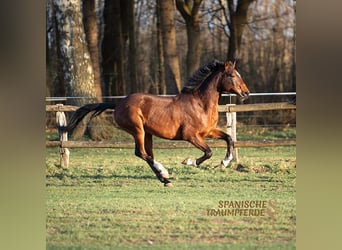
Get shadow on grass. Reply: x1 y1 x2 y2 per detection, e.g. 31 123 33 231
79 173 158 181
47 162 293 187
46 163 159 181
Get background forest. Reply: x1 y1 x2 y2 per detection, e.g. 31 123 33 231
46 0 296 105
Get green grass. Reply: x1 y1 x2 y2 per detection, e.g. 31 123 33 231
46 145 296 249
236 125 296 141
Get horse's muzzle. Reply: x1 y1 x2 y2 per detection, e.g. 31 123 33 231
239 91 249 102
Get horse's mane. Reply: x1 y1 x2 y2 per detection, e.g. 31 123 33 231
181 59 225 93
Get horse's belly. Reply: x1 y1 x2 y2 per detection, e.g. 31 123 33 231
145 119 182 140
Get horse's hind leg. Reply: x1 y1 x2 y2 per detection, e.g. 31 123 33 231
134 132 171 186
144 133 154 159
144 133 170 179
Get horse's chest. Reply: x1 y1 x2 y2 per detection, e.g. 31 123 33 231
188 109 218 130
205 108 219 126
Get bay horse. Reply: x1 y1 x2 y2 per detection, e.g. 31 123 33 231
65 60 250 186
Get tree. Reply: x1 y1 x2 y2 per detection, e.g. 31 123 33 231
46 0 66 97
156 0 166 94
121 0 138 93
82 0 102 101
101 0 126 96
53 0 97 106
176 0 203 77
53 0 111 140
159 0 182 94
239 0 296 96
218 0 256 61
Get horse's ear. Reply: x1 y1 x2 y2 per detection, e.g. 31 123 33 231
224 61 234 72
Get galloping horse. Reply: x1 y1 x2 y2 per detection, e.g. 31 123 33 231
65 60 250 186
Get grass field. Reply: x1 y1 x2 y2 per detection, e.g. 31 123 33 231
46 137 296 249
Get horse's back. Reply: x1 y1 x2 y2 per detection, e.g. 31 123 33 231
114 93 180 137
116 93 174 112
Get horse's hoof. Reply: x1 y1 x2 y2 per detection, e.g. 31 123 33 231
181 158 189 165
182 158 197 166
164 182 173 187
220 164 226 170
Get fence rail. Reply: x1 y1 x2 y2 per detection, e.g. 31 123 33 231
46 139 296 149
218 102 296 112
45 92 296 102
46 102 295 113
46 101 296 167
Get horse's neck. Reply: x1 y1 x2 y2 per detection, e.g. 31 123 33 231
198 74 221 111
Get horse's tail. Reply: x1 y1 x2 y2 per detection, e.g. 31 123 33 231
64 103 116 132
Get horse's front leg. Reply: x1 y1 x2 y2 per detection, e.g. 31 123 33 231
182 136 213 166
207 129 234 169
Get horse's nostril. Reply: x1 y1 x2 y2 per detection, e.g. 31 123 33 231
241 91 249 99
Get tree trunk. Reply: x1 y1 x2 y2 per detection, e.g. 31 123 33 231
227 0 255 61
159 0 182 94
156 0 166 95
227 0 238 61
53 0 111 140
121 0 138 93
47 0 65 97
176 0 203 77
112 0 126 95
101 0 114 97
101 0 126 96
82 0 102 102
53 0 97 106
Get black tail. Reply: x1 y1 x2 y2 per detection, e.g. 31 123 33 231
64 103 116 133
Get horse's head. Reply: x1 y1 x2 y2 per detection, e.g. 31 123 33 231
219 61 250 102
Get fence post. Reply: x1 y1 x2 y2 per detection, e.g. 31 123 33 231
226 104 238 162
56 104 70 168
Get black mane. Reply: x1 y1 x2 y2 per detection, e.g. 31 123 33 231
181 59 224 93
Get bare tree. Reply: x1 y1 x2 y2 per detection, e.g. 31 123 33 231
82 0 102 101
241 0 296 95
53 0 111 140
121 0 138 93
47 0 67 98
53 0 97 106
101 0 113 97
113 1 127 96
217 0 255 60
101 0 126 96
156 0 166 94
175 0 203 77
159 0 182 94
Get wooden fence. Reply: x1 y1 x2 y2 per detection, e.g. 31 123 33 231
46 102 296 167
